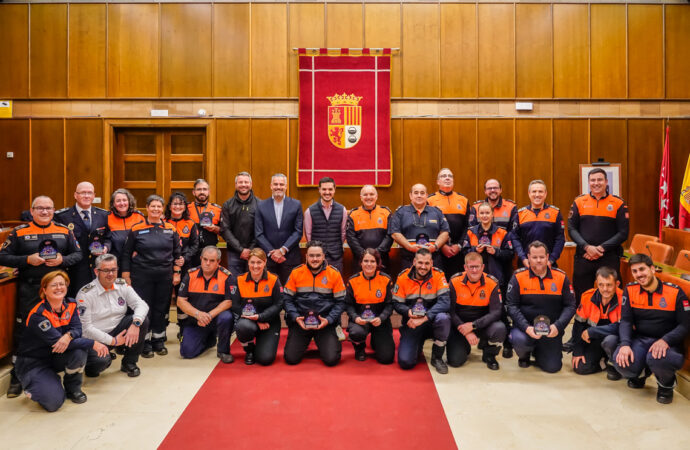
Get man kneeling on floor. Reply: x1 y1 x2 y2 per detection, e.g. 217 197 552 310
393 248 451 374
177 246 235 363
571 266 622 379
612 253 690 404
447 252 506 370
78 254 149 378
283 241 346 366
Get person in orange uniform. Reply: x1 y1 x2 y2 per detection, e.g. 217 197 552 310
345 249 394 364
447 252 506 370
571 267 622 378
346 185 393 272
427 168 469 278
107 189 144 273
187 179 222 266
232 248 283 366
468 178 518 232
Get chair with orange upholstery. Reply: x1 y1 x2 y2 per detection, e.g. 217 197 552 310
645 242 674 265
673 249 690 272
628 234 659 254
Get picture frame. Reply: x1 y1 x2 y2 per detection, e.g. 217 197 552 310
579 163 622 196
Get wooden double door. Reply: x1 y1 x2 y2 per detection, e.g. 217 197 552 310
114 128 205 208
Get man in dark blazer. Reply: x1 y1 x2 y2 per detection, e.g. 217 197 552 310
255 173 304 284
55 181 111 296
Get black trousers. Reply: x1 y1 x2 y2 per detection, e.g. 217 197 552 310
284 323 341 366
131 270 173 347
67 259 95 298
235 318 281 366
13 280 42 356
447 321 507 367
573 335 618 375
85 315 150 375
572 252 621 305
347 319 395 364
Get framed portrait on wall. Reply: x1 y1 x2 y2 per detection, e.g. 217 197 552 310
579 163 622 196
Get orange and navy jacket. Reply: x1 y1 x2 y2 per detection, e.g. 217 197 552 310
468 197 518 232
449 272 502 330
388 204 450 260
231 270 283 323
392 267 450 322
345 271 393 322
187 202 222 247
107 210 144 261
17 298 93 361
572 287 622 356
506 267 576 333
568 193 629 258
428 190 469 244
0 221 82 283
461 224 514 286
346 205 393 258
166 217 199 267
283 262 346 325
121 219 182 274
620 281 690 347
510 204 565 264
178 266 234 313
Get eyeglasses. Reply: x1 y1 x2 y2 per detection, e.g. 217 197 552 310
466 265 483 270
97 268 118 274
32 207 55 212
485 187 500 191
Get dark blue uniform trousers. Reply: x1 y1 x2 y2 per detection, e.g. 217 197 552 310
398 312 451 370
510 327 564 373
612 336 685 387
447 320 507 368
573 334 618 375
235 318 281 366
16 349 87 412
348 319 395 364
180 310 234 358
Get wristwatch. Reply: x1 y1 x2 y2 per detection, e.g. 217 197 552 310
133 319 142 327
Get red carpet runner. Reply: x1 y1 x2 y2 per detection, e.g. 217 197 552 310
160 330 457 449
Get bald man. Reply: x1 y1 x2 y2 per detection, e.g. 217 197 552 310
56 181 111 296
346 185 393 272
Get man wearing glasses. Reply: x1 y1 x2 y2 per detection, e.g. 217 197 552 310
468 178 518 232
0 195 82 397
56 181 111 297
77 254 149 378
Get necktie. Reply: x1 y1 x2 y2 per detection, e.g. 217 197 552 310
82 210 91 230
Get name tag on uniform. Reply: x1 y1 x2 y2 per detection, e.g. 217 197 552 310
163 229 173 234
24 235 37 241
52 234 66 239
429 219 437 224
139 230 150 234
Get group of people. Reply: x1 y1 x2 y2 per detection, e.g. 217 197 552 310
0 168 687 412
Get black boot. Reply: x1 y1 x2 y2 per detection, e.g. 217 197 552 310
657 381 675 404
502 340 513 359
141 340 154 358
353 343 367 362
518 352 531 368
6 369 22 398
482 345 501 370
606 364 622 381
562 336 574 353
430 344 448 374
627 367 651 389
244 343 255 365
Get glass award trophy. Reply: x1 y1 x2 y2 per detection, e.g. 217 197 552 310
533 315 551 336
89 236 104 255
416 233 430 247
199 212 213 227
39 239 58 260
361 305 375 322
478 234 492 246
304 311 320 329
411 299 427 317
242 299 256 317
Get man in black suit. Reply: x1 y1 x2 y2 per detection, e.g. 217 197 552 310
254 173 304 284
55 181 111 296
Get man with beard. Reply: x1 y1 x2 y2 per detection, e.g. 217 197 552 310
187 179 223 266
221 171 260 276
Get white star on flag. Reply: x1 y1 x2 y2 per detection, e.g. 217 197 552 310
663 214 675 227
660 181 667 195
660 198 668 210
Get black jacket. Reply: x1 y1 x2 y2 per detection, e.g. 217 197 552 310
221 190 260 254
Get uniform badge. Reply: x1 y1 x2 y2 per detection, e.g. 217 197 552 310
683 299 690 311
502 211 508 217
78 306 86 315
183 226 189 234
545 213 551 219
63 311 71 320
117 297 125 306
507 284 513 293
659 297 667 308
322 276 328 285
607 204 614 211
426 282 432 290
0 239 10 250
551 283 557 292
568 210 574 219
264 284 270 293
230 286 237 295
68 223 75 230
376 289 382 298
392 285 399 294
377 218 383 224
212 284 219 292
479 290 486 299
38 319 52 331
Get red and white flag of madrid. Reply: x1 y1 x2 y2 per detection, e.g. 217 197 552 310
659 125 675 239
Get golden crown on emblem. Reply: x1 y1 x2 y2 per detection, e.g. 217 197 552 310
327 93 363 106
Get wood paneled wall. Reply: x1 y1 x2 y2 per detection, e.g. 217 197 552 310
2 117 689 245
1 3 690 99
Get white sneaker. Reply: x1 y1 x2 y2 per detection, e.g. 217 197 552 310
335 325 346 341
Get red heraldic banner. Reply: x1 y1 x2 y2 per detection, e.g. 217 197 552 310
298 51 392 186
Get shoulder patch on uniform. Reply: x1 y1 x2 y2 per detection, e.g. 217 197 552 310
427 192 438 198
486 273 499 283
348 206 361 214
625 281 639 287
552 268 566 275
220 267 231 276
38 319 52 331
188 266 200 273
93 206 108 214
328 265 341 273
514 267 528 273
394 205 404 213
472 199 483 205
52 221 70 230
55 207 70 214
381 206 392 213
14 223 30 231
211 202 222 208
549 205 560 211
449 272 463 281
574 193 587 199
663 281 680 290
378 272 392 281
518 206 528 212
504 198 516 205
397 268 410 277
79 283 95 293
348 272 362 281
115 278 127 285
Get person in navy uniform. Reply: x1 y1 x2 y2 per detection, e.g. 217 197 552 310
15 271 108 412
55 181 111 297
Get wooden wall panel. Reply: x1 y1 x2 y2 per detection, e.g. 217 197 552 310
477 119 515 200
65 119 104 207
326 3 363 48
591 4 626 99
69 4 106 98
161 4 212 97
215 119 251 203
516 4 552 99
30 4 67 98
288 3 325 97
0 120 30 220
402 120 440 192
31 120 65 208
590 119 628 200
214 4 250 97
515 120 552 206
628 120 663 237
364 4 401 98
251 119 288 200
666 6 690 99
553 4 589 98
402 4 440 98
107 3 159 97
628 5 663 99
669 120 690 214
440 4 477 98
0 5 29 98
478 4 515 98
552 119 589 232
252 4 288 97
440 120 477 200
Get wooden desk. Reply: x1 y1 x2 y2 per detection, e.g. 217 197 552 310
0 271 17 359
662 227 690 264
